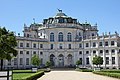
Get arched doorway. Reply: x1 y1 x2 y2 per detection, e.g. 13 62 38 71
67 54 72 67
58 54 64 67
50 54 55 66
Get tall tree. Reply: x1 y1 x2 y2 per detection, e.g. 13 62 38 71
31 54 40 67
92 55 103 68
0 27 18 70
76 60 82 68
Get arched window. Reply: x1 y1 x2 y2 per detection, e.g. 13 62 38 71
58 32 63 42
50 33 54 42
79 32 81 36
67 32 72 41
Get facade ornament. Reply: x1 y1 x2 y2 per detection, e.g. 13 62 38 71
57 9 62 12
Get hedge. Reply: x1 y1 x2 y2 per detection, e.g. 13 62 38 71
93 71 120 79
14 71 44 80
76 68 93 72
100 70 120 73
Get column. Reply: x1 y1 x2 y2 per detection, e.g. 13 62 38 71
64 52 67 67
115 49 119 69
103 49 106 69
109 49 112 69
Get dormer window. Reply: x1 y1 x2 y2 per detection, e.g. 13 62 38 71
58 18 64 23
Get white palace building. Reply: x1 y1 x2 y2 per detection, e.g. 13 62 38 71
2 10 120 69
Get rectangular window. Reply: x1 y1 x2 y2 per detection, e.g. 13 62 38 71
93 42 96 47
105 41 108 46
26 58 29 65
8 60 11 65
99 42 102 46
40 44 43 48
20 43 23 47
86 43 89 47
26 51 29 55
112 57 115 64
79 51 82 55
68 44 71 49
105 50 109 55
111 41 115 46
93 50 96 55
33 51 36 55
20 58 23 65
111 49 115 53
86 51 89 54
26 43 29 47
100 50 103 53
106 57 109 64
105 50 109 53
79 43 82 48
20 51 23 54
119 49 120 53
86 58 89 65
27 34 29 37
59 43 62 49
14 58 17 65
50 44 53 49
33 43 36 48
93 50 96 54
40 52 43 55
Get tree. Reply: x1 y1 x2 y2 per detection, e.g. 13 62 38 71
76 60 82 68
31 54 40 67
45 61 51 68
92 55 103 68
0 27 17 70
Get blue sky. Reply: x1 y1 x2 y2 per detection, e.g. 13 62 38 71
0 0 120 35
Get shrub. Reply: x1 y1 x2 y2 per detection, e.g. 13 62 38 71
45 61 51 68
93 71 120 79
76 68 93 72
100 70 120 73
25 71 44 80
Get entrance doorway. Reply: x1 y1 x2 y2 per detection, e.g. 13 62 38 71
67 54 72 67
58 54 64 67
50 54 55 66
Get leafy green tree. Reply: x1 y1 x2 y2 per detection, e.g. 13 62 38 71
92 55 103 68
31 54 40 67
76 60 82 67
45 61 51 68
0 27 17 70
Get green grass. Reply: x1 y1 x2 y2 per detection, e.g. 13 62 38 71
13 73 34 79
12 70 44 80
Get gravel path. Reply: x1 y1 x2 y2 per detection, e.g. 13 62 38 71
37 71 120 80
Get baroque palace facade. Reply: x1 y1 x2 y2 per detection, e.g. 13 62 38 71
2 10 120 69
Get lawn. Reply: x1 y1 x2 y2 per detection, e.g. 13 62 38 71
12 69 44 80
13 73 34 79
